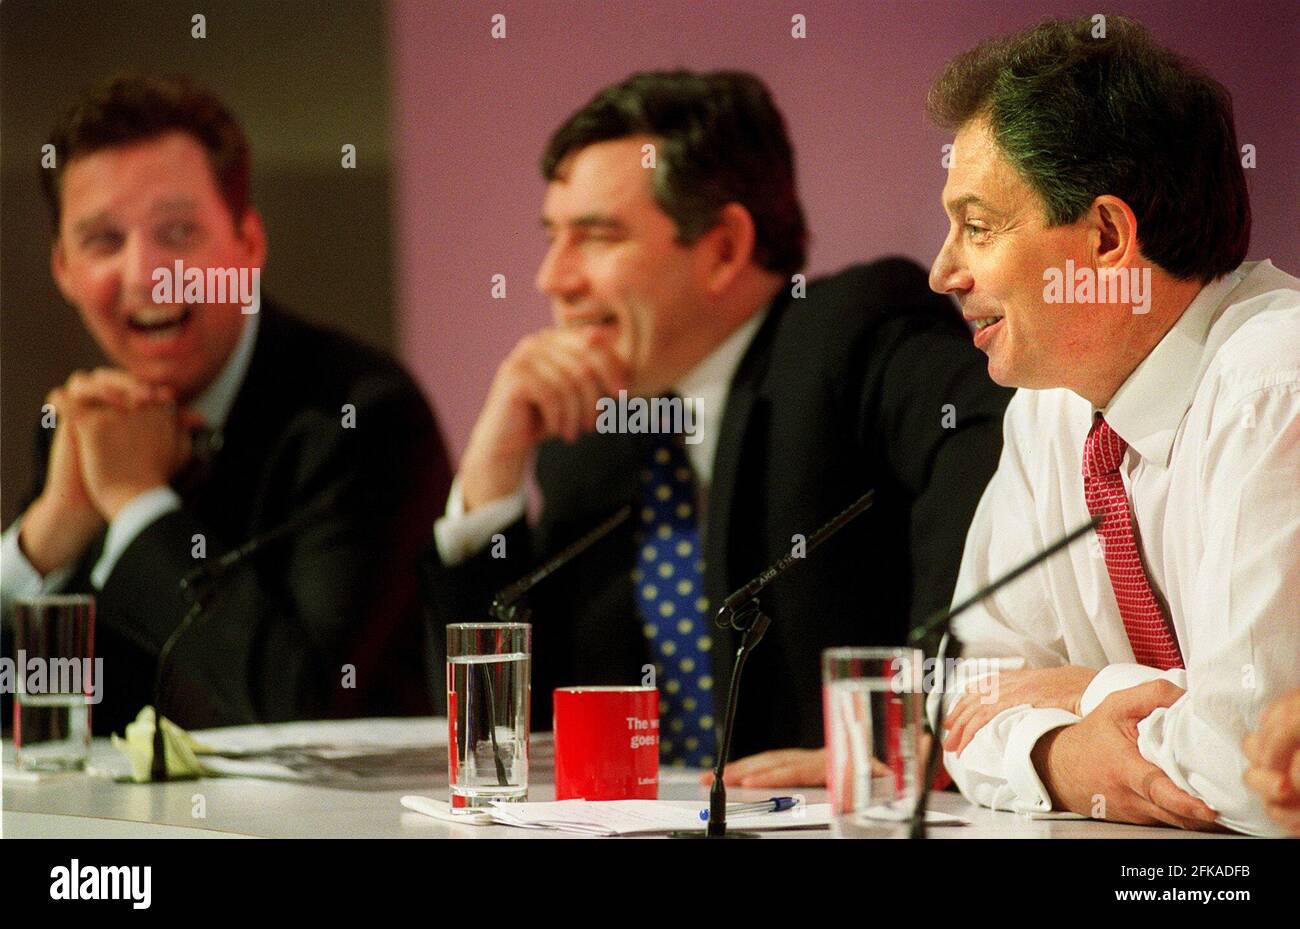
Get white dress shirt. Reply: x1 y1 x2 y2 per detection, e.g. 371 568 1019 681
434 310 767 566
1 313 261 610
935 260 1300 836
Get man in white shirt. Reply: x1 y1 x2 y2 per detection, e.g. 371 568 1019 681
924 16 1298 835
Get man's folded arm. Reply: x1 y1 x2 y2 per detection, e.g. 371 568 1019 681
1103 385 1300 836
91 381 448 726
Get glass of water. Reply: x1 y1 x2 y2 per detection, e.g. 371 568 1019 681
446 622 531 810
12 594 96 771
822 646 924 837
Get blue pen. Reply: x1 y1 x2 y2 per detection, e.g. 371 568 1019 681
698 796 799 821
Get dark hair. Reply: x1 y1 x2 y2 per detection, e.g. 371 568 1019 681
41 72 251 230
927 15 1249 283
541 70 807 276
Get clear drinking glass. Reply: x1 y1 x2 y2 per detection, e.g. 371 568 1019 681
446 622 531 810
822 646 924 837
12 594 97 771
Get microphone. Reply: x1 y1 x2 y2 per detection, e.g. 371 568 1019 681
488 505 631 622
907 515 1102 838
178 496 336 600
469 505 631 787
714 490 874 632
150 495 339 781
691 489 875 839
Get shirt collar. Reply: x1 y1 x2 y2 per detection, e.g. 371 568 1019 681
189 311 260 433
670 308 767 476
1103 267 1244 467
674 309 766 402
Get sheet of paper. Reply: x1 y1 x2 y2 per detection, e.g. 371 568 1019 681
485 799 830 836
860 804 969 825
190 717 450 753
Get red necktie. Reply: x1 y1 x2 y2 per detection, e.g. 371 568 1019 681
1082 415 1184 670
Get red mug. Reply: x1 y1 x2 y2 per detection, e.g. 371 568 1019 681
553 686 659 800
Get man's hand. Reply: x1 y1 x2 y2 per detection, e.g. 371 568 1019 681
19 383 105 574
73 387 195 520
1243 688 1300 835
698 744 925 788
18 369 173 573
943 665 1098 755
698 748 843 788
1032 679 1219 830
459 326 629 511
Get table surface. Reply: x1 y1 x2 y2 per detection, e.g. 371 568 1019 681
2 718 1237 839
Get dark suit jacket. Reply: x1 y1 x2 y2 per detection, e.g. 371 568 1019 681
423 259 1012 759
4 302 451 736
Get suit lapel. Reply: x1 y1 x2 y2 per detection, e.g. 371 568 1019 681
703 298 786 700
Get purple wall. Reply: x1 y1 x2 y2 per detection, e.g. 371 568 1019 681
389 0 1299 460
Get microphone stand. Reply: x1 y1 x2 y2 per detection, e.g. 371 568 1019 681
906 515 1102 838
149 498 337 782
702 607 771 838
678 490 875 839
149 594 209 782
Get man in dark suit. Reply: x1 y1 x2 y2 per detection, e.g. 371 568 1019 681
1 74 451 736
422 70 1011 784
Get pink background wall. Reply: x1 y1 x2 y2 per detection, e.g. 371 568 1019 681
389 0 1299 460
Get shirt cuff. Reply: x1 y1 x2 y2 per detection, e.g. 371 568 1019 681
89 486 182 589
1 518 77 611
433 476 527 567
1004 707 1082 813
1079 663 1187 717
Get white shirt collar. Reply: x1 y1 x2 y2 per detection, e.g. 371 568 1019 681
671 308 768 484
1103 267 1244 467
189 311 260 434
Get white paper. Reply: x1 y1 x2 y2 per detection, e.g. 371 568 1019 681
191 717 449 753
484 799 830 836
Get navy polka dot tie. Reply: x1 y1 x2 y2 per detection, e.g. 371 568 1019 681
634 428 717 768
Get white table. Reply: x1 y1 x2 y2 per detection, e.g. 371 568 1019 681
2 718 1238 839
